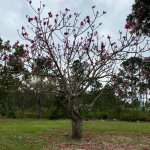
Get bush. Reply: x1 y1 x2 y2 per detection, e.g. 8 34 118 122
119 110 150 122
15 110 25 119
0 104 16 118
48 107 66 119
15 108 67 119
93 111 109 120
82 109 150 122
41 109 52 119
81 110 93 120
82 110 109 120
15 110 38 119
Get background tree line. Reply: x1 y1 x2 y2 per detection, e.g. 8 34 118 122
0 37 149 121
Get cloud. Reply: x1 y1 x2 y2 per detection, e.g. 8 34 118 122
0 0 29 43
0 0 134 43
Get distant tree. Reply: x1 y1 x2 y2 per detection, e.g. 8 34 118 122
113 57 150 108
0 38 21 115
141 57 150 106
93 84 121 112
126 0 150 36
142 58 150 88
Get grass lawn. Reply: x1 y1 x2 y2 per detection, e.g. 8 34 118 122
0 119 150 150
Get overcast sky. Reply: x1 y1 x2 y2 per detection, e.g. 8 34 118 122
0 0 134 44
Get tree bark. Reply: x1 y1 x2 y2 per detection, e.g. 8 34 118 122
72 118 82 139
68 96 82 139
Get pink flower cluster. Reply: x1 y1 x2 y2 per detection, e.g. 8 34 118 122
3 54 9 60
125 23 136 33
12 41 19 49
23 50 29 57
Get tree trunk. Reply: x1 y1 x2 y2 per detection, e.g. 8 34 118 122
72 118 82 139
67 96 82 139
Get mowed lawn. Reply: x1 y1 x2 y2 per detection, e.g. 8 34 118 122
0 119 150 150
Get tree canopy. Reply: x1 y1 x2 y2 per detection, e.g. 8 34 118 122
126 0 150 36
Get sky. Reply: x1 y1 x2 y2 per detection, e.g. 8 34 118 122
0 0 134 44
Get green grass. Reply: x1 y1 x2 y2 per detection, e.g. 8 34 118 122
84 120 150 132
0 119 150 149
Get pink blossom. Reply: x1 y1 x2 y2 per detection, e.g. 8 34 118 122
21 26 25 30
80 21 84 26
28 17 33 22
48 12 53 18
132 28 136 33
34 16 38 21
22 32 28 37
101 42 105 50
43 22 46 26
136 12 141 17
65 8 70 12
87 38 92 42
3 54 9 60
94 31 98 36
23 50 29 57
125 23 131 29
107 35 111 39
12 41 19 49
64 32 69 36
28 0 32 4
9 54 12 58
86 16 90 23
54 19 57 23
103 11 106 14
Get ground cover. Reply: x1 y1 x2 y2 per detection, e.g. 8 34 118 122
0 119 149 150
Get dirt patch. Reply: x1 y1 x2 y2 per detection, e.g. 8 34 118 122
39 129 150 150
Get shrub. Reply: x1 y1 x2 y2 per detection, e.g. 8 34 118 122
15 110 38 119
82 110 109 120
119 110 150 122
82 109 150 122
93 111 109 120
48 107 67 119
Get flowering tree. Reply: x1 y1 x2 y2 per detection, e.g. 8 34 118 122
13 0 150 138
126 0 150 37
0 38 24 97
112 57 150 108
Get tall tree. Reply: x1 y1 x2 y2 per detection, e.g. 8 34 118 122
113 57 150 108
0 38 23 116
126 0 150 36
9 0 149 138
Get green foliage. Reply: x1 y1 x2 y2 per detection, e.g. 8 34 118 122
118 110 150 122
48 107 66 119
15 110 38 119
127 0 150 36
113 57 150 104
82 110 150 122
